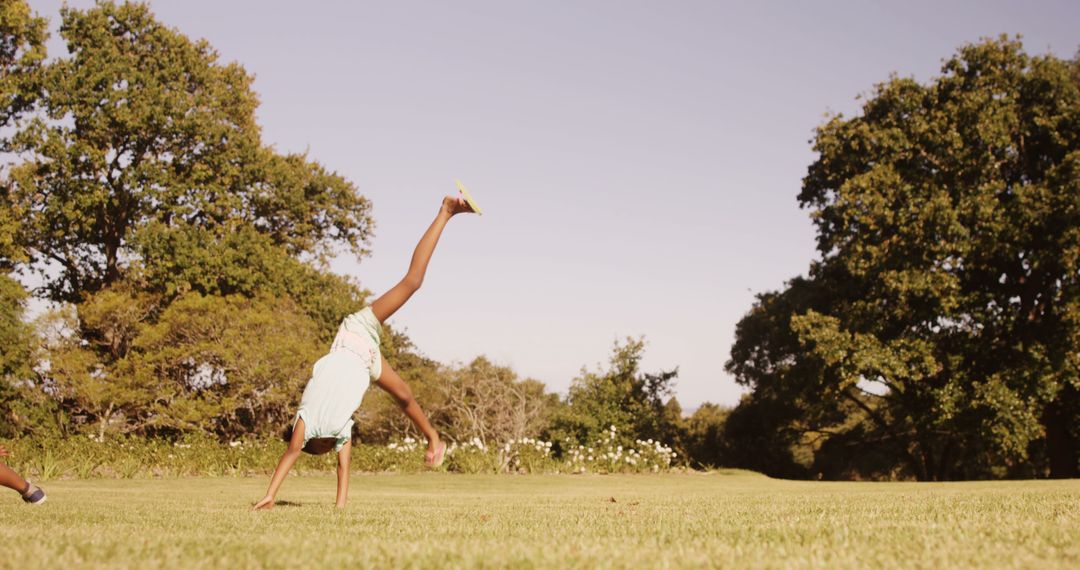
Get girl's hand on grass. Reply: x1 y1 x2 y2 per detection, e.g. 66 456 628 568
0 444 9 457
252 496 275 511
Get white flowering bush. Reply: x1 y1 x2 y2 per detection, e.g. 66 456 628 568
444 437 502 474
438 426 677 474
363 436 426 472
562 426 676 474
631 438 677 473
386 435 420 453
503 437 556 473
2 427 678 479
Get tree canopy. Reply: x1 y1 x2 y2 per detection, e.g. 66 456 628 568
549 337 680 448
727 37 1080 480
5 1 373 302
0 1 375 438
0 0 46 266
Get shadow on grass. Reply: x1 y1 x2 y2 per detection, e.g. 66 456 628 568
251 500 308 510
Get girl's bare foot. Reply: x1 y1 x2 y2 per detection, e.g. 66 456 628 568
441 195 475 216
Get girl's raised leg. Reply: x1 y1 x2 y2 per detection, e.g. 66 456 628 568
370 195 474 322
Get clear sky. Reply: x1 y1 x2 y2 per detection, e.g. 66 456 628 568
30 0 1080 408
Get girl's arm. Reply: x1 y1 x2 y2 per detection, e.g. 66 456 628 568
335 440 351 508
253 419 306 510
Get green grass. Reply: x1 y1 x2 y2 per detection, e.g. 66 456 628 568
1 471 1077 569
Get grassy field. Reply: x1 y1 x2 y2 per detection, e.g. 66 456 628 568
1 471 1077 569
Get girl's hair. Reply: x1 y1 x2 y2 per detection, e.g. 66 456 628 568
281 424 340 455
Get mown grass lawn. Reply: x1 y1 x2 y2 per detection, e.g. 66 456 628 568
1 470 1077 569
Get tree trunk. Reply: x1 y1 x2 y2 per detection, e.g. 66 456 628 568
907 442 930 481
935 438 955 481
1043 387 1078 479
921 443 937 482
105 238 122 285
98 404 113 441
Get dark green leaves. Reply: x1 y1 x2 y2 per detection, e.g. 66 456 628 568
729 37 1080 480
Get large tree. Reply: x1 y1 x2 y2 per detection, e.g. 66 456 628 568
0 0 45 351
0 0 48 436
6 1 373 303
0 0 45 137
727 37 1080 480
1 0 46 266
0 1 377 439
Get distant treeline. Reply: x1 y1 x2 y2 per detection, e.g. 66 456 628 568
1 2 1077 479
0 1 714 466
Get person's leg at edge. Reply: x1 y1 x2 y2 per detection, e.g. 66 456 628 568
0 460 29 496
370 195 473 323
0 445 41 501
376 354 443 465
252 418 307 510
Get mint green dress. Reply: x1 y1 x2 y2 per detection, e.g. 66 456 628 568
294 307 382 450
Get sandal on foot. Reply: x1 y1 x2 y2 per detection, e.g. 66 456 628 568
21 481 46 505
455 180 483 215
426 441 447 468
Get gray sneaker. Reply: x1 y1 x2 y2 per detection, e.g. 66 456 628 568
21 481 46 505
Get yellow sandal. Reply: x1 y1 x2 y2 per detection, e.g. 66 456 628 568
455 180 484 215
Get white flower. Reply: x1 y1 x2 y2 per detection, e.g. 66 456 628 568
229 441 242 447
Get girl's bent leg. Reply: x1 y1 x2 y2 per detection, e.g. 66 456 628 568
375 354 441 461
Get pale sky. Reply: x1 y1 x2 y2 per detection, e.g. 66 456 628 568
29 1 1080 408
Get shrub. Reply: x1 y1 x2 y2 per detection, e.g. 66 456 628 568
0 429 682 480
